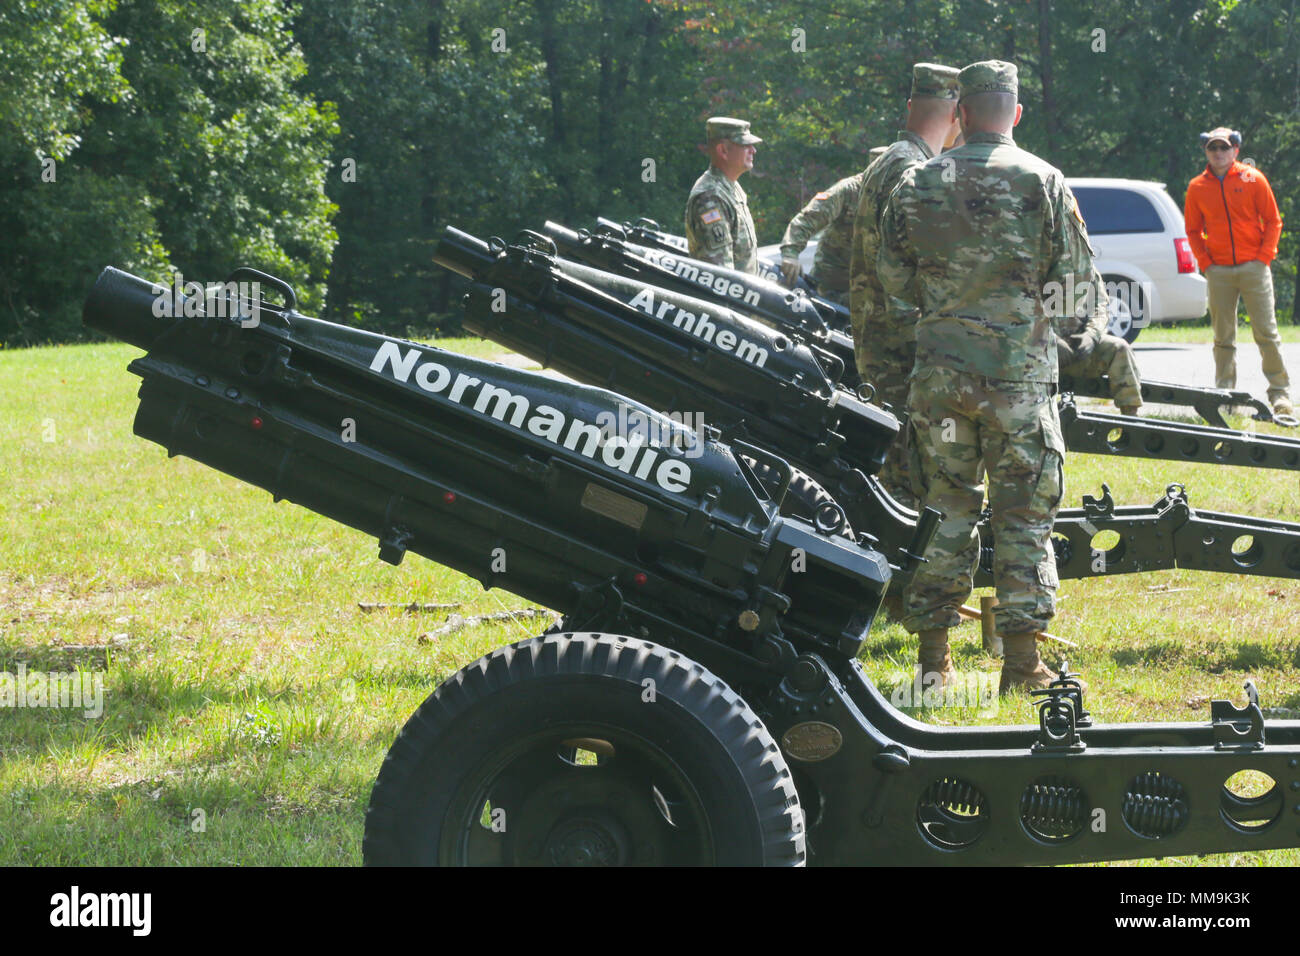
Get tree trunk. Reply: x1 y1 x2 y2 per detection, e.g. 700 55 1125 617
426 0 442 61
595 0 614 206
1036 0 1058 156
535 0 574 217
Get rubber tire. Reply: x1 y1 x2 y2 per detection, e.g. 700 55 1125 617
363 632 805 866
1103 274 1144 343
743 458 854 539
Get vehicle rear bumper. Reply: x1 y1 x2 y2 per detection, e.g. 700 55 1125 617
1153 272 1208 322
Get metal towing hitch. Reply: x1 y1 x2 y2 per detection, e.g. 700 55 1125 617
435 228 1300 585
1061 371 1295 429
86 264 1300 866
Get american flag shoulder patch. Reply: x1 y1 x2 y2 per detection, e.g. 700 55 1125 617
700 208 723 225
814 191 831 200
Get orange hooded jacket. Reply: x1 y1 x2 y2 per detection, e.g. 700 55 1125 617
1184 160 1283 269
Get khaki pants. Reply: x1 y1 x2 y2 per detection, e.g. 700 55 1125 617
1207 261 1290 402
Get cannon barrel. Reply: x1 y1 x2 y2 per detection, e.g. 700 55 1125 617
85 265 891 677
83 266 181 352
431 225 499 279
542 219 850 354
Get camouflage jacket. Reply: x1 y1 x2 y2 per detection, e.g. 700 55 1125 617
877 131 1094 383
778 172 865 294
848 132 935 344
685 166 757 274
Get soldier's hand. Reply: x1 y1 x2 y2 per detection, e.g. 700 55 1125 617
1068 325 1102 363
780 258 802 288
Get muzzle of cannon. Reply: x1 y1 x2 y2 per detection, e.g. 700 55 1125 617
86 263 1300 867
438 227 1300 585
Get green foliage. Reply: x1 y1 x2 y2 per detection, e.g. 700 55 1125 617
0 0 131 161
0 0 337 346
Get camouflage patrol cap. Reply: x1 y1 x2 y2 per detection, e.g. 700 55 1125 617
958 60 1018 99
910 63 960 100
706 117 763 145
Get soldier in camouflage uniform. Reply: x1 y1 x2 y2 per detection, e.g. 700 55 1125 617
1057 268 1144 415
848 63 961 510
776 169 870 305
685 117 761 274
878 60 1095 694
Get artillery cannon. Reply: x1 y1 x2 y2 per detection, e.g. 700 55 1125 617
85 264 1300 866
436 227 1300 585
550 221 1300 473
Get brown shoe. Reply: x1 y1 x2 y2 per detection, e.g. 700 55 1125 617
917 628 958 691
1273 397 1294 418
1118 405 1140 417
999 631 1058 694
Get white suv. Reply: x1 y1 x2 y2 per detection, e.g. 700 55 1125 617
1066 178 1207 342
760 177 1208 343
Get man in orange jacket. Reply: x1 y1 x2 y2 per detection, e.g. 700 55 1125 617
1184 126 1292 417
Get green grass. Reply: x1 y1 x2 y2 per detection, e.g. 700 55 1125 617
1136 319 1300 345
2 336 1298 866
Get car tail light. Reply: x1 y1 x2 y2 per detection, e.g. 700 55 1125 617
1174 237 1196 274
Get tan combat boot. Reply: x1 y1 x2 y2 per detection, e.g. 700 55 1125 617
917 628 958 691
1118 405 1140 417
999 631 1058 694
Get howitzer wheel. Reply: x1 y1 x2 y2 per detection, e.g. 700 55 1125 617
363 632 805 866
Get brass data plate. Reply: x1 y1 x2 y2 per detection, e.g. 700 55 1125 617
580 483 648 530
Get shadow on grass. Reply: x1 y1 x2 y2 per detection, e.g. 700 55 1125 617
1111 640 1300 671
0 659 455 758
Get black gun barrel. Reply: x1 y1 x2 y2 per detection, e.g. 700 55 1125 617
86 265 891 676
432 226 499 278
83 266 179 352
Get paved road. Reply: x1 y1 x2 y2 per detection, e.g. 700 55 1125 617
1132 340 1300 400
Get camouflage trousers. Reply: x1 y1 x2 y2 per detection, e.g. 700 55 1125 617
1061 333 1143 410
903 366 1065 636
